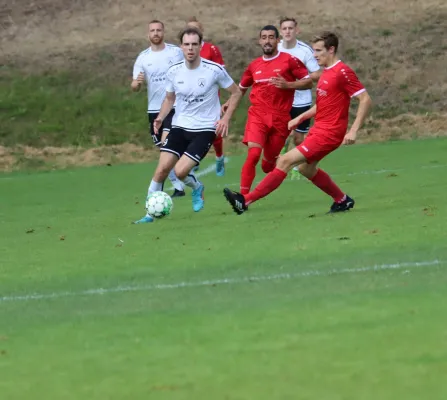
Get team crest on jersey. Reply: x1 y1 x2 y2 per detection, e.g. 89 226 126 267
168 58 174 65
198 78 206 87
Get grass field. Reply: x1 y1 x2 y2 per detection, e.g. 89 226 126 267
1 138 447 399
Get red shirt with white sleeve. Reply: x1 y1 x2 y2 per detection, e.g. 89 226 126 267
314 60 366 138
200 42 225 66
239 52 310 114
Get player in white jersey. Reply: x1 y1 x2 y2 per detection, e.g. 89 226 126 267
279 17 322 179
131 20 190 198
133 27 242 223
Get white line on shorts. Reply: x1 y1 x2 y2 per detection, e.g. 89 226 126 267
0 259 441 303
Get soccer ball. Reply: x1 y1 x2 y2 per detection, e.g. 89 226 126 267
145 191 173 218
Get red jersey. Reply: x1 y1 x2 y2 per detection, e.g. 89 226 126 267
200 42 225 66
314 60 365 138
239 52 309 114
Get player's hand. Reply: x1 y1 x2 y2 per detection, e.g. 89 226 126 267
153 117 163 135
215 117 230 137
269 74 290 89
343 130 357 145
221 101 230 116
137 72 145 84
288 116 303 131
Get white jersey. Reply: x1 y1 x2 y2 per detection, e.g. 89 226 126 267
133 44 184 113
279 40 320 107
166 58 234 132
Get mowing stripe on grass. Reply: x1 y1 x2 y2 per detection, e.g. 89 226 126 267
0 260 441 303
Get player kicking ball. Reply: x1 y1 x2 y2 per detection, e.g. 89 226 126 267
223 31 372 215
134 27 242 223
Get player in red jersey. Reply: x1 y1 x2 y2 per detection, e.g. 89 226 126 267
223 31 372 215
187 17 226 176
222 25 312 195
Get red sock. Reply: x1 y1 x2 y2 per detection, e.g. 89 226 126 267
310 169 345 202
213 135 223 158
245 168 287 205
240 147 262 194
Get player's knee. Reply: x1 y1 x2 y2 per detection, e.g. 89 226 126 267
174 165 189 180
261 159 275 173
154 164 171 181
276 154 293 171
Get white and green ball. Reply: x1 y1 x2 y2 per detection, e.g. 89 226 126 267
145 191 173 218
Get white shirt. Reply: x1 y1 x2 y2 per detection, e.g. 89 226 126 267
133 44 184 113
278 40 320 107
166 59 234 131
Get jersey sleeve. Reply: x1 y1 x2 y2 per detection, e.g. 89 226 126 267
289 56 310 80
132 55 144 79
165 68 175 93
174 46 184 62
304 51 320 74
210 44 225 66
239 64 254 89
217 67 234 89
339 66 366 97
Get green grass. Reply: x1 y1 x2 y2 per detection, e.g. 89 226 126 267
1 138 447 399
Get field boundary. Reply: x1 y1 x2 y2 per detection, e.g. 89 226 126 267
1 260 441 303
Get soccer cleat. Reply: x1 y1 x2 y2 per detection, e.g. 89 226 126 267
223 188 247 215
290 168 301 180
191 183 205 212
132 214 154 224
328 195 355 214
216 157 225 177
171 189 186 198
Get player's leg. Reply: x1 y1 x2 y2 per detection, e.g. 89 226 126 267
223 147 307 214
240 107 268 194
213 135 225 177
175 130 216 212
161 110 185 197
289 106 311 180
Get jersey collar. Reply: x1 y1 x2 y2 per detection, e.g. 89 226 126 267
325 60 342 69
262 51 281 61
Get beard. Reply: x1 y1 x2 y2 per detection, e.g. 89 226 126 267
150 36 163 45
263 45 275 55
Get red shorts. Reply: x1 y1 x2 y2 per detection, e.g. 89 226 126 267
296 127 343 163
243 107 290 161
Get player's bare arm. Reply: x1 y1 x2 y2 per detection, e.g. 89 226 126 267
269 74 312 90
288 104 317 130
310 70 322 82
153 91 176 134
221 86 247 114
131 72 145 92
216 83 242 137
343 91 372 145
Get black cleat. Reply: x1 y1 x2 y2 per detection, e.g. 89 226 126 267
171 189 186 198
223 188 247 215
328 195 355 214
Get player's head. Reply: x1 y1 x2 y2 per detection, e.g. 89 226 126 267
259 25 280 56
179 27 203 63
279 17 299 41
148 20 165 45
312 31 339 66
187 16 204 33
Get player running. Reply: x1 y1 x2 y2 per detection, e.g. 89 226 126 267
278 17 322 180
131 20 192 198
223 25 312 196
133 27 242 224
186 16 227 176
223 32 372 215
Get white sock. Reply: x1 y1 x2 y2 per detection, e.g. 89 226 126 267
168 169 184 191
183 173 201 191
148 180 163 196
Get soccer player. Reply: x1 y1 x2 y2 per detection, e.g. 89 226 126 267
278 17 322 180
131 20 190 198
133 27 242 223
223 25 312 196
186 16 227 176
223 32 372 215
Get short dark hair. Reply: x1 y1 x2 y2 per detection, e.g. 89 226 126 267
259 25 279 38
279 17 297 27
312 31 339 53
148 19 164 29
178 26 203 44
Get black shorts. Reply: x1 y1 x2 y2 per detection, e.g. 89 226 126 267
290 105 311 133
160 128 216 165
148 109 175 147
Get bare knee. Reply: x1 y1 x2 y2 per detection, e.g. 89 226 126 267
298 163 318 179
276 154 295 171
154 164 172 182
174 164 193 180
